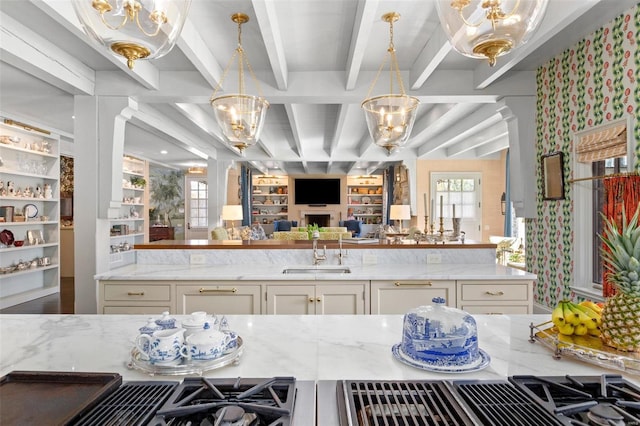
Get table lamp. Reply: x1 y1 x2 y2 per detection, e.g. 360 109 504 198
390 204 411 232
222 205 243 239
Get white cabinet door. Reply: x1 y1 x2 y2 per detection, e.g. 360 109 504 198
316 283 368 314
177 283 261 314
456 280 533 314
370 280 456 314
266 285 315 315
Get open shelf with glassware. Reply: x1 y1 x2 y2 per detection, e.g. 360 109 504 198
109 155 148 268
251 175 288 224
0 119 61 309
346 175 384 224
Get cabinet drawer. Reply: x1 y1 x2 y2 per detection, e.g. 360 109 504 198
460 304 529 315
103 284 171 301
459 282 529 301
103 305 171 314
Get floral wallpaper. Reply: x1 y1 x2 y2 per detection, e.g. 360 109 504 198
528 4 640 309
60 155 73 196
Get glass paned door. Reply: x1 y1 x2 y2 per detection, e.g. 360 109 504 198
431 172 482 241
185 177 209 239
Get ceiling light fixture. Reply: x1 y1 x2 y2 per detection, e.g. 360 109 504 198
210 13 269 155
362 13 419 156
435 0 549 67
188 166 205 174
71 0 192 70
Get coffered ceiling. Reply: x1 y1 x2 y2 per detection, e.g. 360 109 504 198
0 0 634 175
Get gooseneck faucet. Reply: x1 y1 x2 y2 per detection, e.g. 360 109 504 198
312 230 327 265
336 234 347 265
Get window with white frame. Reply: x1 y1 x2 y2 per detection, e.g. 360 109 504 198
572 117 633 301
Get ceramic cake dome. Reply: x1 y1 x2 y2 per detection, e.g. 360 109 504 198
392 297 491 372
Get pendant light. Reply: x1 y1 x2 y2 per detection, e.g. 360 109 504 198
435 0 549 67
210 13 269 154
71 0 192 70
362 13 419 156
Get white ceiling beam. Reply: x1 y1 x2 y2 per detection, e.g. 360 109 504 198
329 104 351 156
136 70 535 104
284 104 305 161
417 103 502 157
0 11 94 95
345 0 379 90
176 18 224 89
32 0 160 90
410 26 452 90
473 0 602 89
252 0 288 90
133 105 216 160
407 103 482 149
445 124 507 157
474 136 509 158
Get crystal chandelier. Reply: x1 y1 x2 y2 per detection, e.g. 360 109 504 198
362 13 419 156
71 0 192 70
435 0 549 67
210 13 269 154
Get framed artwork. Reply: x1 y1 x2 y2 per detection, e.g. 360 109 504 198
541 151 565 200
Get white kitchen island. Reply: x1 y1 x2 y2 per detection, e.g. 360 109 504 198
1 314 636 383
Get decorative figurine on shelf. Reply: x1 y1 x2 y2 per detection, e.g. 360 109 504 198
23 186 33 198
35 185 42 198
7 181 15 196
43 183 52 199
130 206 139 218
0 181 5 196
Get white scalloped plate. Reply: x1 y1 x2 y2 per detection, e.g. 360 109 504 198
392 343 490 373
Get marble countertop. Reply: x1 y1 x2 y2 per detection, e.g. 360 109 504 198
1 314 637 385
95 263 536 281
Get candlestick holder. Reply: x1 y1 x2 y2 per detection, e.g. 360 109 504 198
424 215 429 234
452 217 461 238
438 216 445 238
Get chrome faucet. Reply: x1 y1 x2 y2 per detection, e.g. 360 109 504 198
336 234 347 265
312 230 327 265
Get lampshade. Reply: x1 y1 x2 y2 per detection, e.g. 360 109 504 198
210 13 269 154
435 0 549 66
390 204 411 221
71 0 192 70
362 13 419 155
221 205 243 221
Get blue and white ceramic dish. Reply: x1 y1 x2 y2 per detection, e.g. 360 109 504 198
392 344 491 373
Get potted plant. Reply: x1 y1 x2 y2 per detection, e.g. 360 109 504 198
130 176 146 189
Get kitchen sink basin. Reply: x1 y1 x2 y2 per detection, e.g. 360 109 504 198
282 266 351 274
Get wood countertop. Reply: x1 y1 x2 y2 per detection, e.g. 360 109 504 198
134 239 497 250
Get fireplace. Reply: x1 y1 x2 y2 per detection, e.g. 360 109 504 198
306 214 330 227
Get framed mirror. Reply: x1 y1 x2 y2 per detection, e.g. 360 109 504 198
541 151 565 200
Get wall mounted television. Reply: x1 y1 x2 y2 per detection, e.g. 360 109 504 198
294 178 341 205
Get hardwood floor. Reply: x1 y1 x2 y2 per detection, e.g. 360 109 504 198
0 277 74 314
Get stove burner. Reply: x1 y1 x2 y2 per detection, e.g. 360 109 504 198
510 374 640 426
149 377 296 426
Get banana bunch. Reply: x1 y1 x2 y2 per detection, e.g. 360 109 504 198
551 299 602 336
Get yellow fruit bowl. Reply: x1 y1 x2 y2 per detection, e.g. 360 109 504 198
529 321 640 375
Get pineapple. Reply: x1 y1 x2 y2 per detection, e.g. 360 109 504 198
599 203 640 352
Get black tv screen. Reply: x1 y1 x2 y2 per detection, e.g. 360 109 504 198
294 178 341 205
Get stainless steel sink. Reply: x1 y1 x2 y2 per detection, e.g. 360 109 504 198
282 266 351 274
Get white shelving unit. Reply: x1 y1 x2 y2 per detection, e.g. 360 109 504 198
251 175 288 224
109 155 148 268
346 175 384 224
0 119 60 309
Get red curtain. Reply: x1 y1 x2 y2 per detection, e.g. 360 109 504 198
602 174 640 297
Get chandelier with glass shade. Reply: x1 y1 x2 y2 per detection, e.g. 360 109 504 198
71 0 192 70
210 13 269 155
435 0 549 67
362 13 420 156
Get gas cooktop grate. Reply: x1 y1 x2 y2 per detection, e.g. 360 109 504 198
70 381 176 426
340 380 476 426
452 381 566 426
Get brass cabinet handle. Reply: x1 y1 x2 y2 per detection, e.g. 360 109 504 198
316 297 321 302
485 290 505 296
127 291 144 296
394 281 432 287
199 288 238 293
309 298 314 303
